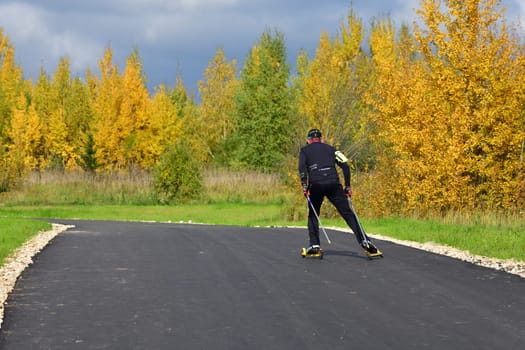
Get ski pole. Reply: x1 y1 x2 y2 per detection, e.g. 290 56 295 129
306 195 332 244
347 196 370 244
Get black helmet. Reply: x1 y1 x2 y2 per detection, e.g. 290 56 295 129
307 128 322 139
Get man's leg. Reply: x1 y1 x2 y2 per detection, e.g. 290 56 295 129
327 185 380 255
307 184 324 247
326 184 367 244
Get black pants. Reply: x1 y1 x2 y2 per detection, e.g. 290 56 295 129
307 182 367 246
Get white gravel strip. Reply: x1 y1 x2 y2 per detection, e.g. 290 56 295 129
0 223 74 329
330 227 525 279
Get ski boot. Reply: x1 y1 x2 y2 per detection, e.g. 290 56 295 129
361 240 383 259
301 245 323 259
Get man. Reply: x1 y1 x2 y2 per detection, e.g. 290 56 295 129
298 128 380 256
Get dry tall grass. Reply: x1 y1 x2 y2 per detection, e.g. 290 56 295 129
203 168 289 204
2 170 157 205
0 168 291 206
3 169 520 230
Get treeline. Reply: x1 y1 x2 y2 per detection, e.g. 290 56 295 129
0 0 523 216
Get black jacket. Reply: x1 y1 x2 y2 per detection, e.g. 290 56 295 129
298 142 350 186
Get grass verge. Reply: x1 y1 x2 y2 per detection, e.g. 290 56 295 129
0 218 51 265
0 203 285 227
362 217 525 261
1 204 524 263
0 169 523 266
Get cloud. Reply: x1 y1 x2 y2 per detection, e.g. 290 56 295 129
0 2 102 78
0 3 46 41
1 0 523 92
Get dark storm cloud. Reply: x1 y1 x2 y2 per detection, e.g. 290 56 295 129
0 0 522 94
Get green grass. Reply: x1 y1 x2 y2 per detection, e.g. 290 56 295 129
362 217 525 261
0 169 523 267
1 204 524 263
0 203 285 227
0 217 51 265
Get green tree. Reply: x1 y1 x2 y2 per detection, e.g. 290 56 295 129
169 76 210 164
231 29 293 171
68 77 95 169
153 142 203 204
79 132 97 172
28 67 58 172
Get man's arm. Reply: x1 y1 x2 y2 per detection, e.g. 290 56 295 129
335 150 350 187
298 149 308 184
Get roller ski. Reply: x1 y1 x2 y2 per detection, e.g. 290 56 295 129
347 196 384 260
361 240 383 259
301 245 323 259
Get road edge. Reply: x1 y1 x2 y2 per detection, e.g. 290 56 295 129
0 222 522 331
327 226 525 279
0 223 74 330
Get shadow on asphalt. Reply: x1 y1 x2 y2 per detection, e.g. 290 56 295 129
322 249 369 260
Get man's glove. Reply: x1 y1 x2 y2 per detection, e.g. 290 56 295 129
344 186 352 197
302 183 310 197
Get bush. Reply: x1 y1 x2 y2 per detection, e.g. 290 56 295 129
0 153 24 193
153 142 203 204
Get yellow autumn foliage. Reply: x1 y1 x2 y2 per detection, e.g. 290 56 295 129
299 10 372 155
0 1 523 217
367 0 524 215
198 47 238 161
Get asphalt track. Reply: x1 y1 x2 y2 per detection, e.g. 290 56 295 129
0 220 524 349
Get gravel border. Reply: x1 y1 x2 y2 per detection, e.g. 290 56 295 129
0 223 74 329
1 223 523 330
330 227 525 279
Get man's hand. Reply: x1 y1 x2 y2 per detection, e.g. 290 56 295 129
302 183 310 197
344 186 352 197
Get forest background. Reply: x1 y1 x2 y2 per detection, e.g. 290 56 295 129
0 0 523 222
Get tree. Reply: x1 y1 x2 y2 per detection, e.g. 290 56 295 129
366 19 431 214
231 29 293 171
368 0 525 214
68 76 95 169
8 93 44 173
167 75 210 164
0 29 24 191
0 29 23 143
148 84 183 161
120 49 153 168
153 142 203 204
298 10 375 169
47 56 78 170
28 67 58 172
414 0 525 212
91 47 124 171
197 47 238 162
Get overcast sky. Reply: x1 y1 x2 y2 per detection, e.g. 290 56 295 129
1 0 524 94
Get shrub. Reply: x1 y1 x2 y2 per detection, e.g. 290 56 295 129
153 142 203 204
